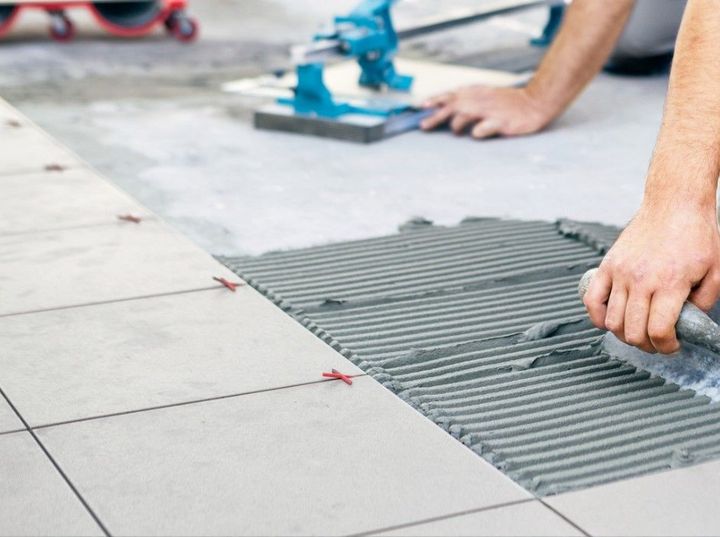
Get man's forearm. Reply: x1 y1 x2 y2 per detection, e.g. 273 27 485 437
527 0 635 119
644 0 720 213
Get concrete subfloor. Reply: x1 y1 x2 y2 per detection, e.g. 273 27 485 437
0 0 662 257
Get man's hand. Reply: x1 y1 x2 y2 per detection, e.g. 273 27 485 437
420 86 551 139
584 205 720 354
583 0 720 355
418 0 636 139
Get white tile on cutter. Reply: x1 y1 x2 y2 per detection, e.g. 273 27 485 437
37 377 530 536
0 221 239 316
545 460 720 536
0 287 363 426
0 167 149 236
224 58 526 104
372 501 583 536
0 99 81 176
0 432 102 536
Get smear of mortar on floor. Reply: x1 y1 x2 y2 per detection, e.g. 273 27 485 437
220 217 720 496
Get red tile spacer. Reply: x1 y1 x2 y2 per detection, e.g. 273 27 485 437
322 368 353 385
213 276 243 292
117 214 142 224
44 163 66 172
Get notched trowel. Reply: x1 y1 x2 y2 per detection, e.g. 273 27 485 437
579 268 720 354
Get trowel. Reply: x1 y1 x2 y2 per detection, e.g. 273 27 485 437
579 268 720 354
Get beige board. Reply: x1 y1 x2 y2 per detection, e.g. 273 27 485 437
223 57 529 106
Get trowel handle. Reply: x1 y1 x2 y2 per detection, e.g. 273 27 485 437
578 268 720 352
577 268 599 300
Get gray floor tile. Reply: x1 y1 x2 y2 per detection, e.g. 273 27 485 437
0 431 102 536
37 377 529 536
0 287 364 426
0 167 149 236
0 397 23 434
372 501 583 536
0 221 239 316
546 460 720 536
0 100 81 176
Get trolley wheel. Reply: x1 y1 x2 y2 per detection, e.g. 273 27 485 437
49 13 75 42
165 12 198 42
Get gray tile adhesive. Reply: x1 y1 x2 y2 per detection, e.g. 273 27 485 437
219 217 720 496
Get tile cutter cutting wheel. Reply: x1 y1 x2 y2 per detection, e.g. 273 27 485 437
254 0 565 143
0 0 198 42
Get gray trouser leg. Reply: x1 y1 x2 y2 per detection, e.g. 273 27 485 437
611 0 687 59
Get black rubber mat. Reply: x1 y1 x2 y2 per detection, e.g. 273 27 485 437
220 218 720 495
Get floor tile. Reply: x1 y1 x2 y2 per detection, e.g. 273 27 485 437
0 432 102 536
0 100 81 176
371 501 583 536
0 287 363 426
38 377 529 536
0 397 22 434
546 460 720 536
0 221 239 316
0 167 148 236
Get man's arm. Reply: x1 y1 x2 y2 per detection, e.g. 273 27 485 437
420 0 635 138
584 0 720 354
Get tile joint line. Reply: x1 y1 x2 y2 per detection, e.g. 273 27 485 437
0 286 223 319
347 498 535 537
30 374 370 432
0 385 112 537
0 217 159 239
538 498 591 537
0 164 83 179
0 427 27 437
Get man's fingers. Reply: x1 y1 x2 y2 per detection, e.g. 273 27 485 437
647 291 686 354
624 290 654 353
471 119 502 139
688 269 720 311
584 269 611 329
420 106 453 131
604 284 627 337
422 92 454 108
450 114 476 135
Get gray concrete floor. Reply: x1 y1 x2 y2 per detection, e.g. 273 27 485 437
0 0 665 257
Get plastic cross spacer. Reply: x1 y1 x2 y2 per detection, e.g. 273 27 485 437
213 276 243 292
44 163 65 172
322 368 353 385
117 214 142 224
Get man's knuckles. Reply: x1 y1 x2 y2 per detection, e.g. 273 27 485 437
604 313 623 333
647 322 675 346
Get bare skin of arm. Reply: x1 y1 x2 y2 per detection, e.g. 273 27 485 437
584 0 720 354
420 0 635 138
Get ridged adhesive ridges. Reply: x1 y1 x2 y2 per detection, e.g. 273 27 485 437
219 218 720 495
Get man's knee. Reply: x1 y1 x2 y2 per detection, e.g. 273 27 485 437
610 0 686 60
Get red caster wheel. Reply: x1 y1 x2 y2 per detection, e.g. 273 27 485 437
48 11 75 42
165 11 198 42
